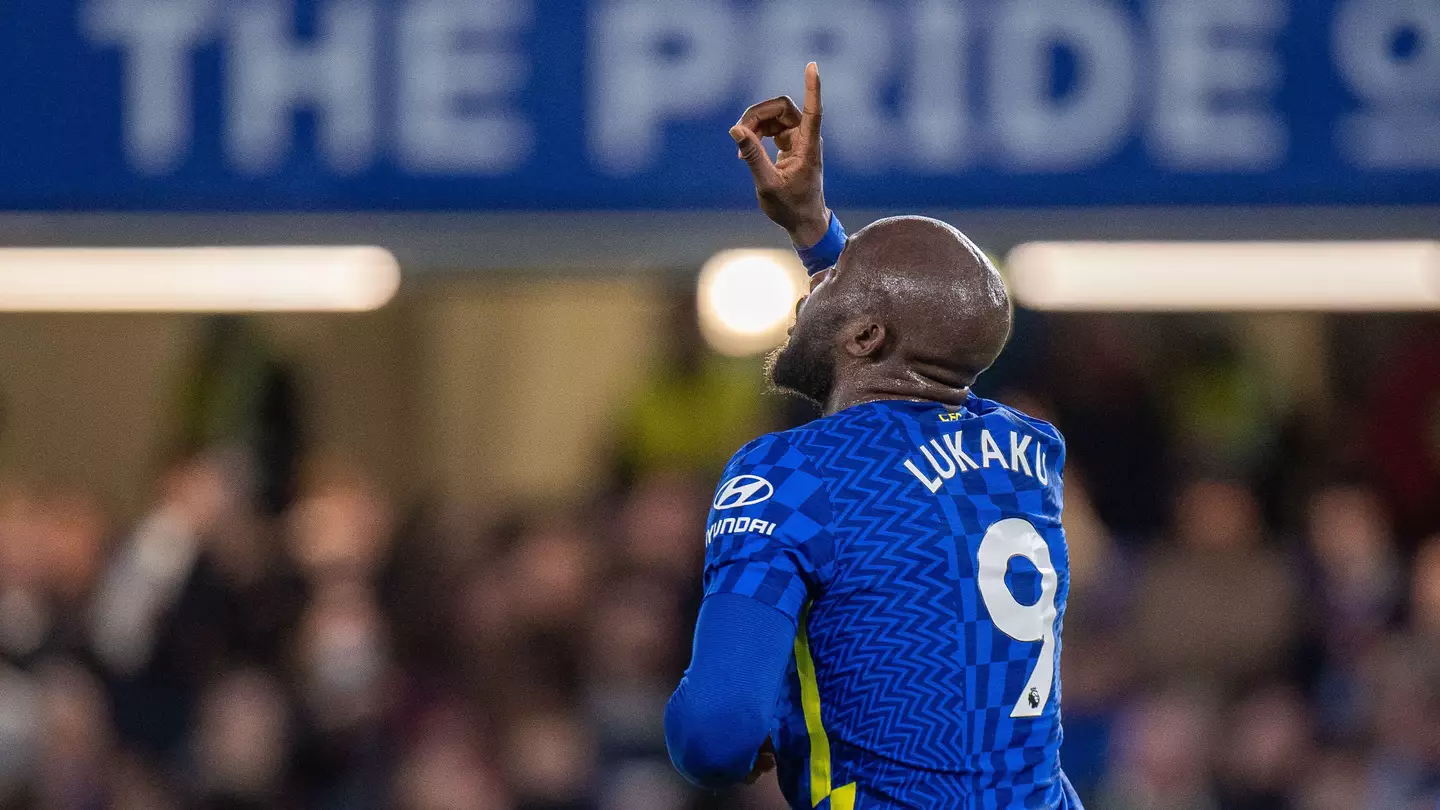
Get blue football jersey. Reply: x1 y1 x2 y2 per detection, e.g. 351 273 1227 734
702 395 1081 810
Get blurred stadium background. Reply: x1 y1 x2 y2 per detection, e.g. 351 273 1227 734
0 1 1439 808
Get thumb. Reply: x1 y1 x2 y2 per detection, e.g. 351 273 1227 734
730 124 777 186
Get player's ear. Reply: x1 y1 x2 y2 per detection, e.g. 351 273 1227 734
845 320 886 359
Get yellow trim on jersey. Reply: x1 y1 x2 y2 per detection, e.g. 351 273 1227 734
830 783 857 810
793 604 857 810
793 606 831 807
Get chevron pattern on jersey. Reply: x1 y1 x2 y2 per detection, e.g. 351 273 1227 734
704 396 1080 810
797 405 969 766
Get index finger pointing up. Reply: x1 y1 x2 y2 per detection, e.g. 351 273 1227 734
801 62 822 142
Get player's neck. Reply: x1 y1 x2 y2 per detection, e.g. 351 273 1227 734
824 374 970 416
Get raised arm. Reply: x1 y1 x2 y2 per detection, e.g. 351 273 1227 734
729 62 847 273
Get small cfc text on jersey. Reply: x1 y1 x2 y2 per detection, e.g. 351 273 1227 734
902 428 1049 493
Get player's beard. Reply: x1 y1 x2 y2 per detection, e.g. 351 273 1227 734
766 310 840 406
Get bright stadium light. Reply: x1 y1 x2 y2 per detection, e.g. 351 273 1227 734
697 249 809 356
1006 241 1440 312
0 246 401 312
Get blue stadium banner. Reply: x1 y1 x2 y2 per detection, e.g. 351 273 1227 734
0 0 1437 210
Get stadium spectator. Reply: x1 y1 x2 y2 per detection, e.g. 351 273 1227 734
0 318 1433 809
612 292 770 485
1130 479 1300 686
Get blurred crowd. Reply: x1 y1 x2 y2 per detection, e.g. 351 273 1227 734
0 312 1438 810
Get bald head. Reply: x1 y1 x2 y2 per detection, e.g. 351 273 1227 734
768 215 1012 409
838 216 1011 385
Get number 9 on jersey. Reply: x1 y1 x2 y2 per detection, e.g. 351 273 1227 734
977 518 1059 719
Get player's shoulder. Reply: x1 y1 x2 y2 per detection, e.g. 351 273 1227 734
722 425 816 474
713 428 834 524
967 393 1065 447
719 404 875 482
733 403 883 459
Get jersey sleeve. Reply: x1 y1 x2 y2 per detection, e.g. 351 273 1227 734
701 432 835 625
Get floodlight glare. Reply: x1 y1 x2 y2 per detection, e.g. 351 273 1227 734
0 246 401 312
697 249 809 356
1006 241 1440 312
